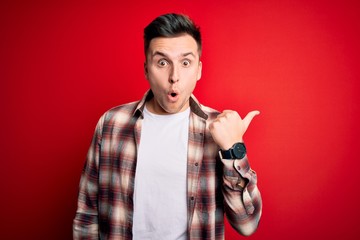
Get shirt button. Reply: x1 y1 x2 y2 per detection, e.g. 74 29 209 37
195 162 198 166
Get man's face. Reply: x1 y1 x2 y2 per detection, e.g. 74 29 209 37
144 34 202 115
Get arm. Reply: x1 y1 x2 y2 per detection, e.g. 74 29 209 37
209 110 262 236
73 116 104 239
221 154 262 236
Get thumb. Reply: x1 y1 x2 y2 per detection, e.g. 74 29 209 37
243 110 260 130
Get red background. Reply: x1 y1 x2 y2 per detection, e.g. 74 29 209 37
1 0 359 239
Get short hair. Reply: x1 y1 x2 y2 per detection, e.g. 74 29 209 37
144 13 202 56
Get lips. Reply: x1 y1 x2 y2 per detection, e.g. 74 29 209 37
167 90 179 102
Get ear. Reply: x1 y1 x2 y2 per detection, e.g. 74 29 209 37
196 61 202 81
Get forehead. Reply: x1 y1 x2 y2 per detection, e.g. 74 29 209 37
148 34 199 58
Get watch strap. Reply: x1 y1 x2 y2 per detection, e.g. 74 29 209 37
220 142 246 159
220 149 233 159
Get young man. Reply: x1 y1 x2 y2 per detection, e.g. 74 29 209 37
73 13 262 239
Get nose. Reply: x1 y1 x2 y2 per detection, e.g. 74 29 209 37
169 65 179 84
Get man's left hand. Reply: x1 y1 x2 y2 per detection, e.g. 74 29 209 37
209 110 260 150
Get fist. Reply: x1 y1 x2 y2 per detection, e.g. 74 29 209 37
209 110 260 150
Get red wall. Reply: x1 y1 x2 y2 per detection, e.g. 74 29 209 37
1 0 359 239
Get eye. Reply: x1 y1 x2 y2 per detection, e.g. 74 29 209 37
182 59 191 67
157 59 169 67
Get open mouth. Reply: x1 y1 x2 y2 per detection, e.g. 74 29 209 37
168 90 179 102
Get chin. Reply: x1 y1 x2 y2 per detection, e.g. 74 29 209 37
163 105 183 114
157 98 187 114
163 108 180 114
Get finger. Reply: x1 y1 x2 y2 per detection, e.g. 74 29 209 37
243 110 260 129
222 110 233 113
216 110 232 118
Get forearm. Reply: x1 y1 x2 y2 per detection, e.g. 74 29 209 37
222 155 262 236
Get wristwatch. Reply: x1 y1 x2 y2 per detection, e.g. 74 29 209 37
220 142 247 159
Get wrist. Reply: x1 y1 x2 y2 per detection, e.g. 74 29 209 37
220 139 243 150
220 142 246 159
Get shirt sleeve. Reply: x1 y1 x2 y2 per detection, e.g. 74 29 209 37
221 153 262 236
73 116 105 239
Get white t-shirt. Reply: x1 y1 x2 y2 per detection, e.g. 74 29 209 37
132 106 190 240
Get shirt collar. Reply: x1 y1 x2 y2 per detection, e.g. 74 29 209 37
134 90 208 120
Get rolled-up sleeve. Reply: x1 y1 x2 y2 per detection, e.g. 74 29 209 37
73 116 104 239
221 153 262 236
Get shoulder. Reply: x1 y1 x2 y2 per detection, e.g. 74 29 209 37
98 101 140 128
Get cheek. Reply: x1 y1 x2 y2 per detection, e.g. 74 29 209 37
147 71 170 89
184 77 198 93
184 69 201 83
148 69 166 81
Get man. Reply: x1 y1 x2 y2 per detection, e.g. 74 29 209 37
73 13 262 239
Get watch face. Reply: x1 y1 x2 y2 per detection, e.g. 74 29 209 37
232 143 246 159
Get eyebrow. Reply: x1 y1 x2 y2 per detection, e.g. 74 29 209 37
152 51 196 58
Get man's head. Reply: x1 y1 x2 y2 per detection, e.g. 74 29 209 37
144 13 202 56
143 13 203 115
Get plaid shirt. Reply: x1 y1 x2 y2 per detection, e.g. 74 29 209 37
73 91 262 239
